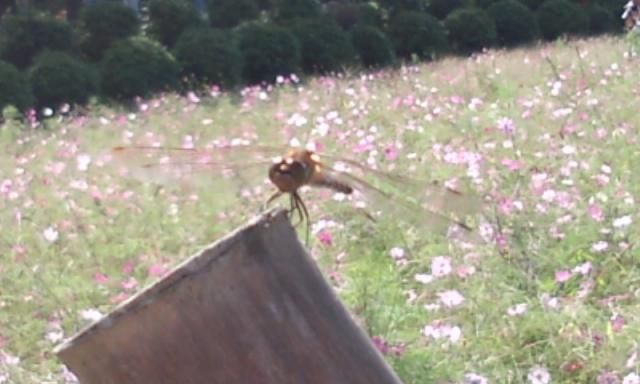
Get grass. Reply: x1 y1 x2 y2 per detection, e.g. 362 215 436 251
1 35 639 383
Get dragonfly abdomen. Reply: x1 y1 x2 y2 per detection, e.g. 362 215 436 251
310 173 354 194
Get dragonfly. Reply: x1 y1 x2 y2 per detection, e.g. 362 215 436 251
110 142 483 245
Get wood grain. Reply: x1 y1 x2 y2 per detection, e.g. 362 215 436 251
55 209 403 384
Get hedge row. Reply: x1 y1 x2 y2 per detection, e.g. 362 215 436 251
0 0 626 114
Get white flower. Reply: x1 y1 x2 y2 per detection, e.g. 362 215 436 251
623 373 640 384
76 154 92 171
465 373 489 384
592 241 609 252
43 226 59 243
390 247 405 260
80 308 103 322
507 303 528 316
527 366 551 384
431 256 452 277
414 273 433 284
613 215 632 228
438 290 465 308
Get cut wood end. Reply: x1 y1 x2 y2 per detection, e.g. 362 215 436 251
54 208 291 356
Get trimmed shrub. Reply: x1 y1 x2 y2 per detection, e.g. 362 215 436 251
148 0 202 48
101 37 181 100
235 23 300 83
378 0 427 13
0 12 77 69
173 27 243 88
427 0 470 19
0 60 33 111
588 5 616 34
79 1 139 60
290 18 355 74
488 0 539 46
521 0 544 10
207 0 259 28
325 2 383 29
475 0 501 8
387 11 447 60
349 25 396 68
273 0 321 20
444 7 497 53
599 0 628 26
536 0 589 40
28 51 97 109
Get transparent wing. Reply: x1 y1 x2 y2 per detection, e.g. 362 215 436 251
108 145 281 188
316 159 485 237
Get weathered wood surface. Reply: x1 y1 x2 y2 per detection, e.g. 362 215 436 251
55 209 403 384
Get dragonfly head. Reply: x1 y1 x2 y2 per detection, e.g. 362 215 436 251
268 156 310 193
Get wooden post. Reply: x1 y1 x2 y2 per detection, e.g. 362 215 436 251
55 209 403 384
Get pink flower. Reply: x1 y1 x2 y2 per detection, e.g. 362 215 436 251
497 117 516 135
572 262 592 275
421 321 462 343
384 145 399 161
611 314 625 332
148 264 168 278
438 290 465 308
555 269 573 283
456 265 476 278
588 204 605 222
121 277 138 291
502 158 523 171
431 256 452 277
317 230 333 246
94 273 109 285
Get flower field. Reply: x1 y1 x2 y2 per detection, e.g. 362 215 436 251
0 36 639 383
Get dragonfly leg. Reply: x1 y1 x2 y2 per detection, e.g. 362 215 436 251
288 193 303 226
293 192 310 245
262 190 283 211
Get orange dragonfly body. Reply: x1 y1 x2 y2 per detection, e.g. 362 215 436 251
111 143 480 243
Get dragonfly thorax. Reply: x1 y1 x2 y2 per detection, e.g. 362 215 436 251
268 154 314 193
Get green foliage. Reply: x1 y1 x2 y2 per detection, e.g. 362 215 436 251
272 0 321 20
0 12 77 69
488 0 539 46
148 0 202 48
520 0 544 10
475 0 501 8
100 37 181 100
0 60 33 112
173 27 243 88
79 1 139 60
349 25 396 68
536 0 589 40
235 23 300 83
28 51 96 109
377 0 428 13
427 0 470 19
290 18 355 74
387 11 447 60
325 2 383 30
206 0 259 28
444 7 497 53
588 5 617 34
